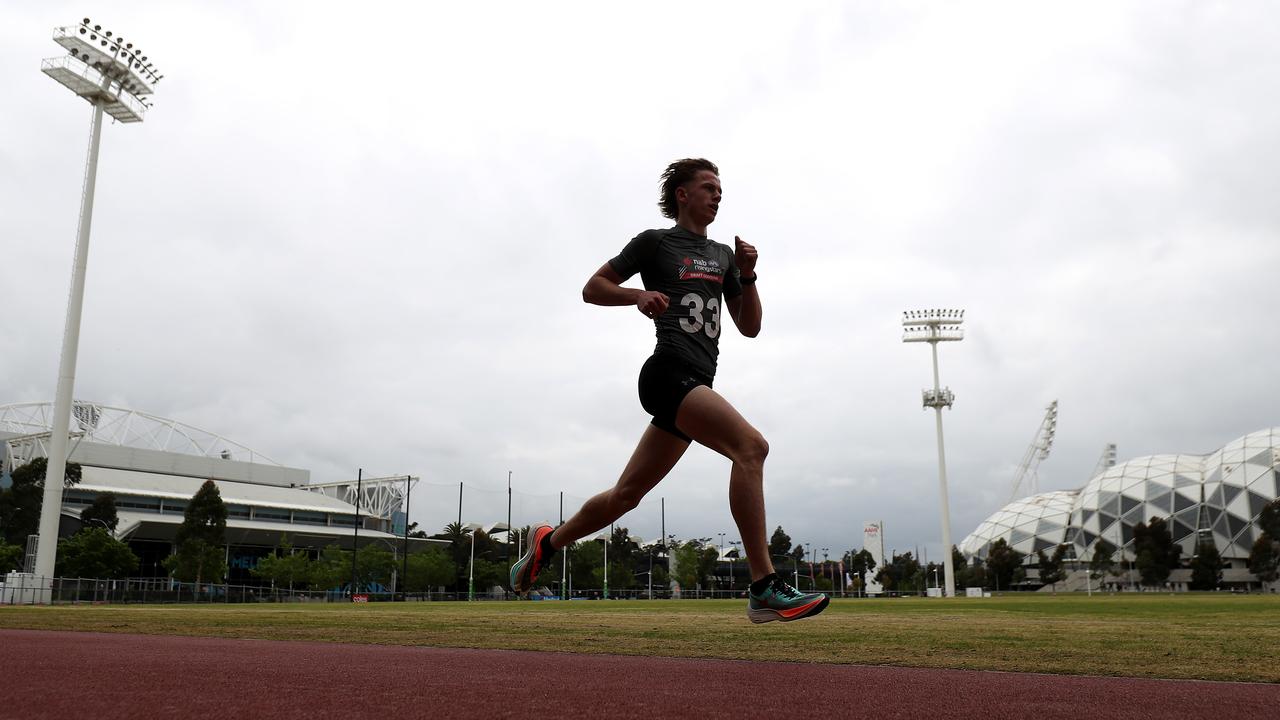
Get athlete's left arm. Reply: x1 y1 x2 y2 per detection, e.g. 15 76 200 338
727 236 761 337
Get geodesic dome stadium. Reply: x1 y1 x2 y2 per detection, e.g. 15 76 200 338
1202 428 1280 558
960 428 1280 565
959 490 1077 561
1067 454 1205 562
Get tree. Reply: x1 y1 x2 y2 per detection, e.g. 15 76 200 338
1132 517 1179 587
0 458 82 545
985 538 1024 591
355 544 396 591
1089 539 1116 587
163 480 228 585
55 527 138 579
769 526 793 561
874 552 921 593
1247 533 1280 585
791 544 807 567
1189 537 1225 591
608 526 640 584
404 547 455 592
0 543 22 573
1258 499 1280 540
950 546 970 588
439 522 472 591
696 544 719 591
672 540 704 593
309 545 352 591
251 538 311 591
80 493 119 531
1037 545 1068 591
470 557 507 594
847 549 876 596
570 540 603 592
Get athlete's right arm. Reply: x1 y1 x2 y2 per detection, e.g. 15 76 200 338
583 263 669 317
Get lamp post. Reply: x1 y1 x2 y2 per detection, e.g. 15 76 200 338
822 548 829 591
402 474 411 601
729 539 741 595
903 308 965 598
717 532 726 595
32 19 161 593
648 547 654 600
506 471 512 591
599 526 611 599
350 469 363 598
466 523 482 601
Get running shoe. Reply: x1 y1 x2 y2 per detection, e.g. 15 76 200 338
747 575 829 623
510 523 555 595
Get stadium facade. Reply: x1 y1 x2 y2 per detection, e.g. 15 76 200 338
959 428 1280 589
1 402 444 583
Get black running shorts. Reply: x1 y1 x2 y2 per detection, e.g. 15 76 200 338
638 353 713 442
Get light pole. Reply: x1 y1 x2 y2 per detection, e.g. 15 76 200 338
600 526 611 599
466 523 482 601
810 547 818 590
402 474 411 601
903 308 965 598
822 548 829 591
729 539 741 595
717 532 726 595
32 19 161 593
648 546 654 600
506 471 512 591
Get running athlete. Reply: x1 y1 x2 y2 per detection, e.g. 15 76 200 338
511 158 827 623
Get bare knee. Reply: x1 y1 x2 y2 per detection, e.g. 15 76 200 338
735 432 769 468
611 483 647 513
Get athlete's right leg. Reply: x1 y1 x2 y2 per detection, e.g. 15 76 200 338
549 423 689 549
672 386 773 581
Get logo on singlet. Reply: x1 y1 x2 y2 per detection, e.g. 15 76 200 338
677 256 725 283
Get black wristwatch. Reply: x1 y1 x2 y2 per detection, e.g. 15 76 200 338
741 273 757 285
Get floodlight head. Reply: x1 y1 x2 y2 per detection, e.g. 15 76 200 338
902 308 966 327
43 21 161 123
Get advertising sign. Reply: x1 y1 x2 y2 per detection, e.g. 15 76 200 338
863 521 885 596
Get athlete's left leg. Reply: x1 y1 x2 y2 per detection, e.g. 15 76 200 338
549 423 690 549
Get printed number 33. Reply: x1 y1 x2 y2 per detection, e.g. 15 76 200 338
678 293 720 338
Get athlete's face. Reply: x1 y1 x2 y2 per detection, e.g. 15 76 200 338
677 170 722 227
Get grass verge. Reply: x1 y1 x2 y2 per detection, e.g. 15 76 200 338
2 594 1277 682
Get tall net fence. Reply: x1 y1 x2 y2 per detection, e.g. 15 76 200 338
409 480 671 546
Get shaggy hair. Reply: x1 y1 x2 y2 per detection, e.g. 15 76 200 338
658 158 719 220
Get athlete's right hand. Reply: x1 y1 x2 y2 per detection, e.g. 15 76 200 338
636 291 669 319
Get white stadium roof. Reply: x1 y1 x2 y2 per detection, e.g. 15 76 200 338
79 466 353 514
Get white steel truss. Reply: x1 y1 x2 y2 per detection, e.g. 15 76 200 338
2 430 85 477
305 476 418 521
1010 400 1058 502
0 401 279 466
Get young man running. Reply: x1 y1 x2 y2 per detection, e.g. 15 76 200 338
511 158 827 624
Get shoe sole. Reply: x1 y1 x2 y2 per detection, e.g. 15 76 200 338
747 594 830 624
510 524 553 596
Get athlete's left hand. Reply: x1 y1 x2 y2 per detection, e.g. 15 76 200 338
734 236 758 278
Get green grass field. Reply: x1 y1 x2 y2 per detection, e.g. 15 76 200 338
3 594 1278 682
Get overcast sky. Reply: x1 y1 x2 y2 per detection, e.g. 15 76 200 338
3 1 1278 563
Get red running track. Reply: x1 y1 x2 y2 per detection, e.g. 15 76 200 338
2 629 1277 719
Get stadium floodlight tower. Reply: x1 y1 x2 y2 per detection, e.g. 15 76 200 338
30 19 161 596
902 309 965 599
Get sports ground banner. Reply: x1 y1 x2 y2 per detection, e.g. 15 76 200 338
863 521 885 595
